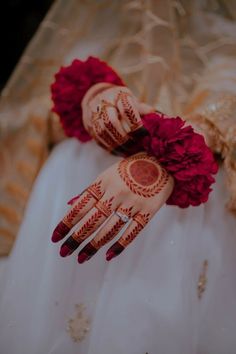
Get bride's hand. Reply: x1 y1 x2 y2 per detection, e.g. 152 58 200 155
81 83 153 152
51 152 174 263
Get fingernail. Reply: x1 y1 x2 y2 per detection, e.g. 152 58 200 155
78 252 89 264
60 245 72 257
51 222 70 243
51 231 62 243
106 250 116 261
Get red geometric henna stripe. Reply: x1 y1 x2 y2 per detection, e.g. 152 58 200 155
133 212 150 228
87 180 103 201
95 197 114 217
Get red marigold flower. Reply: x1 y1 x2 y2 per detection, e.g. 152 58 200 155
141 113 218 208
51 56 124 142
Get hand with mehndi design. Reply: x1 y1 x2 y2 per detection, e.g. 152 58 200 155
51 152 174 263
81 83 153 153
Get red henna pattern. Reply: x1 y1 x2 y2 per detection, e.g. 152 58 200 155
93 119 116 150
130 160 159 186
91 206 133 249
117 206 133 217
100 103 127 145
91 219 124 249
119 213 150 248
87 180 103 201
133 212 150 228
95 197 114 217
119 223 143 248
118 153 169 198
72 197 114 242
117 91 140 128
72 209 104 242
64 192 93 227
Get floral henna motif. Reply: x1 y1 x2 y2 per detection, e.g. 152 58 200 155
116 91 142 130
91 219 124 250
118 153 169 198
91 206 133 250
72 198 114 242
95 197 114 217
93 119 116 150
119 213 150 248
72 209 104 242
63 192 93 227
100 102 127 146
117 206 133 218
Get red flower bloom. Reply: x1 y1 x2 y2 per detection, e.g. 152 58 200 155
141 113 218 207
51 56 124 142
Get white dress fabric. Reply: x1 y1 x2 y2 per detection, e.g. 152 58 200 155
0 139 236 354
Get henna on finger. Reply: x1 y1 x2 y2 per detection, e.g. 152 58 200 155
87 180 104 201
60 197 114 257
106 212 150 261
91 113 111 149
92 117 117 151
52 181 104 243
60 208 105 257
116 91 142 132
77 206 133 263
73 198 114 242
100 100 128 145
52 191 95 243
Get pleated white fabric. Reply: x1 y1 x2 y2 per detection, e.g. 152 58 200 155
0 139 236 354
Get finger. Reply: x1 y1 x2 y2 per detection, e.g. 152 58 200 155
100 100 128 145
138 102 155 115
51 180 104 242
106 212 151 261
116 90 142 133
92 116 117 151
91 112 110 149
77 206 134 263
60 196 115 257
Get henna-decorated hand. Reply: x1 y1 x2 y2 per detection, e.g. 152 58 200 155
51 152 174 263
81 83 153 153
